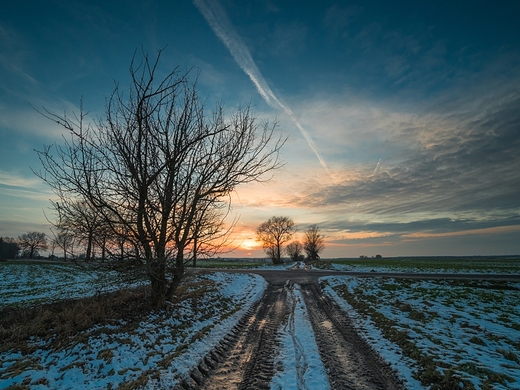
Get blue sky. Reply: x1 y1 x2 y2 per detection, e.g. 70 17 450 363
1 0 519 257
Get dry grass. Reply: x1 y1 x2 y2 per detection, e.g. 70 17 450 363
0 285 153 354
0 274 214 354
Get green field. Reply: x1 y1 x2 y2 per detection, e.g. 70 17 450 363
328 256 520 273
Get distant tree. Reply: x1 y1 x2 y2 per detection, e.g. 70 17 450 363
17 231 48 259
0 237 20 259
256 216 295 264
303 224 325 260
34 49 284 308
53 230 75 261
375 254 382 259
285 241 303 262
52 200 103 262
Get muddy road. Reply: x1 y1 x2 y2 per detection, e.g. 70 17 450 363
176 268 414 389
176 268 520 389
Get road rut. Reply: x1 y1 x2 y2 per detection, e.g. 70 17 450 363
176 273 404 389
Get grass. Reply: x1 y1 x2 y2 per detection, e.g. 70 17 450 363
325 276 520 389
1 270 264 389
0 260 147 307
327 255 520 273
0 284 153 355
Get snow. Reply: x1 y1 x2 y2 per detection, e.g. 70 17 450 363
271 284 330 390
322 276 520 389
0 261 146 306
3 260 519 389
0 272 267 389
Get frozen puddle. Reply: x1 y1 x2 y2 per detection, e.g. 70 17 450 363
271 283 331 390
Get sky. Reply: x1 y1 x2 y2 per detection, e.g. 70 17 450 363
1 0 519 258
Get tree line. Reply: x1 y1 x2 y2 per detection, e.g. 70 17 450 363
256 216 325 264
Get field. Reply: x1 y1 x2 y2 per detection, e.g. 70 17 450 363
0 260 146 307
0 261 266 389
1 257 519 389
329 256 520 274
324 276 520 389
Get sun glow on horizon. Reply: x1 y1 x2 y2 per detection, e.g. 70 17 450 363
240 238 261 250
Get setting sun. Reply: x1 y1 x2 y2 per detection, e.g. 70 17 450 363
240 239 260 251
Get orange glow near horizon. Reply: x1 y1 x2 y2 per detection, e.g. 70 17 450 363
402 225 520 239
330 231 393 240
240 238 260 250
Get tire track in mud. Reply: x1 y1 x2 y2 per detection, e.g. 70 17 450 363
282 283 311 389
176 284 289 390
300 283 404 390
176 276 404 390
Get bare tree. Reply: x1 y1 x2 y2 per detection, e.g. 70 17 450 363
50 200 104 262
17 231 48 259
53 230 75 261
34 49 284 308
285 241 303 262
303 224 325 260
188 202 235 267
256 216 295 264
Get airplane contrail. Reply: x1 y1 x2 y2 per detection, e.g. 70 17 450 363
192 0 332 177
372 159 381 176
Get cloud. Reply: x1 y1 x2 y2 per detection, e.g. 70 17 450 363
0 170 41 188
403 225 520 239
192 0 333 178
288 83 520 212
0 24 40 92
0 101 80 139
323 4 362 38
0 170 53 203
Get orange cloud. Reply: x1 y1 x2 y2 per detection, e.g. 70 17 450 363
402 225 520 239
331 231 393 240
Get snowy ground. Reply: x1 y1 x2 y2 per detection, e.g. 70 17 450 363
271 284 330 390
0 261 145 306
0 272 266 389
323 276 520 389
2 261 519 389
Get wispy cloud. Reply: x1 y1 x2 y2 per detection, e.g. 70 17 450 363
0 170 42 189
403 225 520 239
284 84 520 213
192 0 332 178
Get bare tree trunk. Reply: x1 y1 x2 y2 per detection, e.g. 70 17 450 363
86 232 93 262
193 235 197 268
166 251 184 301
34 49 284 310
150 258 167 308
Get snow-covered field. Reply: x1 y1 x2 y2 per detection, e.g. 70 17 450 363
323 276 520 389
0 272 267 389
2 260 519 389
0 261 145 306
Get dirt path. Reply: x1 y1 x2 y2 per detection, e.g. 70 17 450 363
176 270 404 389
300 283 402 389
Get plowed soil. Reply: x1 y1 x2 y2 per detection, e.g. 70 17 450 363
176 268 405 389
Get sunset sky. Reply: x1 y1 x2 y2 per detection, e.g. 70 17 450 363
1 0 519 258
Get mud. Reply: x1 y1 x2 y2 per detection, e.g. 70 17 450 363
175 272 405 389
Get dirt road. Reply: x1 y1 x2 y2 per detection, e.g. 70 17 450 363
175 268 412 389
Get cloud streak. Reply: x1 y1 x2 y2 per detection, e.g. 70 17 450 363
192 0 332 177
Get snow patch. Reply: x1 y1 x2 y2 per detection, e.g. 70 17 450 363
271 284 330 390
